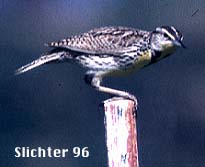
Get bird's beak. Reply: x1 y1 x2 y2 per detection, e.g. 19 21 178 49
173 40 186 49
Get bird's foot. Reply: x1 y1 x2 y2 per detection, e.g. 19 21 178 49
103 93 138 112
124 93 138 112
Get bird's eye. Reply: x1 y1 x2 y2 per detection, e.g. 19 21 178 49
164 33 169 38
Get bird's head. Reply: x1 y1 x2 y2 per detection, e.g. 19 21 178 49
150 26 185 53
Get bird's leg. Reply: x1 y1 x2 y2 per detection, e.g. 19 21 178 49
84 74 138 108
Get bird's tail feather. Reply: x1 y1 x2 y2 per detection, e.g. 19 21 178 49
15 51 66 75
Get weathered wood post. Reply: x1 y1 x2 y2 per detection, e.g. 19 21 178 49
103 97 139 167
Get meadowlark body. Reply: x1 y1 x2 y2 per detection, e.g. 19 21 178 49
15 26 185 104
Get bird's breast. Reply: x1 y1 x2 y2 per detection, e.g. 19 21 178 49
105 49 152 77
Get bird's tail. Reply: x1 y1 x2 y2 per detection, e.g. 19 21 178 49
15 51 67 75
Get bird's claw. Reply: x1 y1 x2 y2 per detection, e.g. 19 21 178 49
101 93 138 114
125 93 138 113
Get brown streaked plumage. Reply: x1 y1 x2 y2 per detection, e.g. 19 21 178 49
15 26 185 106
47 27 149 55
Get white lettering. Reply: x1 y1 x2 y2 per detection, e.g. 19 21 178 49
38 147 46 157
14 147 71 158
53 149 61 157
15 147 21 157
47 147 52 157
62 149 69 157
31 149 37 157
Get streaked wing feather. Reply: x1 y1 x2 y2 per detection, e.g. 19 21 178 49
46 27 148 55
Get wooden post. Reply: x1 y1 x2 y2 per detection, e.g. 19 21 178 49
103 97 139 167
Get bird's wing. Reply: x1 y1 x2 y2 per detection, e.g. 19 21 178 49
46 26 148 55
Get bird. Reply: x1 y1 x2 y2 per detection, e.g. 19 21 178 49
15 26 185 105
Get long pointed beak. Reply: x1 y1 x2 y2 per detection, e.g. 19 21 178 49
179 40 186 49
173 40 186 49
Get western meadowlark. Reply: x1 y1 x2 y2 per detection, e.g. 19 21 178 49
15 26 185 105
